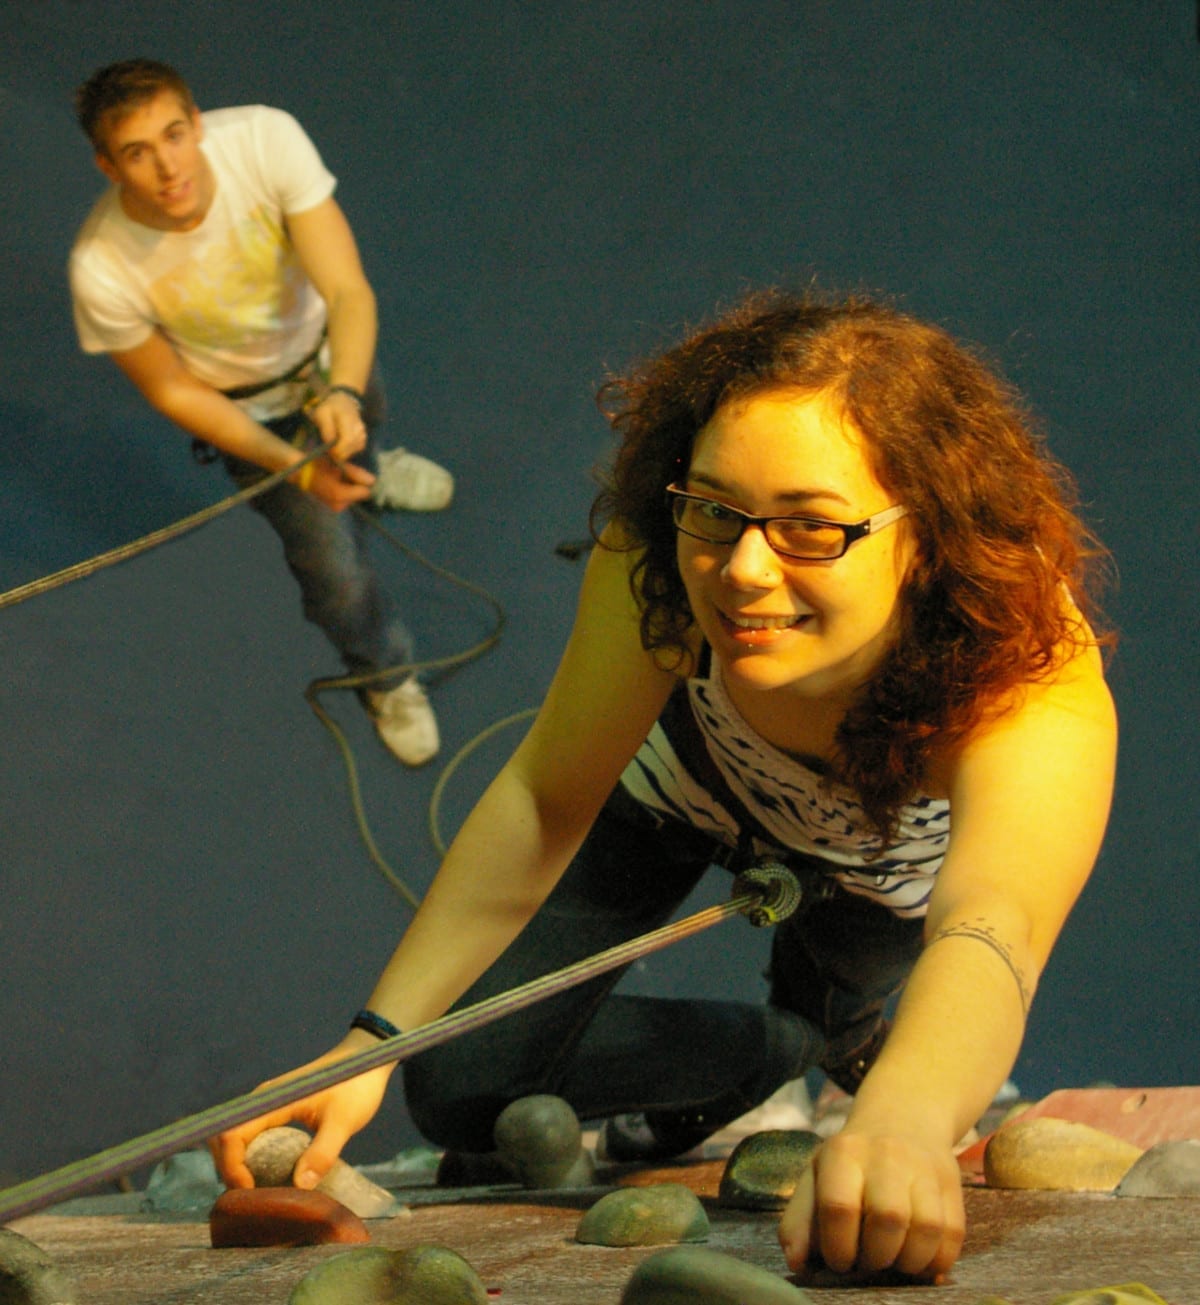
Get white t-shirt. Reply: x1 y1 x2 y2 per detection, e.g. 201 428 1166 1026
70 105 335 419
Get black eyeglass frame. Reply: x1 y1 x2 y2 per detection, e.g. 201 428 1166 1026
665 484 910 561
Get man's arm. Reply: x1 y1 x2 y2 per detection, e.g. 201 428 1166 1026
286 196 378 461
109 331 374 512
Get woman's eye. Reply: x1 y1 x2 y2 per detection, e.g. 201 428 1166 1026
777 519 842 546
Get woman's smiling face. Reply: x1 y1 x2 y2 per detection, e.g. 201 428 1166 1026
676 388 916 706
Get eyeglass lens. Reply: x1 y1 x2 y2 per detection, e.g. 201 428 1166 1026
672 496 847 559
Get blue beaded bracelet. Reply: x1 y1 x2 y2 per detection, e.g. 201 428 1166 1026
350 1008 401 1040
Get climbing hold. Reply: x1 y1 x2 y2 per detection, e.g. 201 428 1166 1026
576 1183 709 1247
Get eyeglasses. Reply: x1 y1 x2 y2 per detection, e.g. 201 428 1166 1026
666 485 909 561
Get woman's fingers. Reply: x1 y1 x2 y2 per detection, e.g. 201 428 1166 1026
778 1132 966 1281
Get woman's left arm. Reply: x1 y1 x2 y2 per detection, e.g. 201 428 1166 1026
779 648 1117 1279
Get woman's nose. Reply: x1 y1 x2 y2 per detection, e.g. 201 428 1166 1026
720 524 782 589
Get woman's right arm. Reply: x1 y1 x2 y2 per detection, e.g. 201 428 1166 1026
213 529 678 1188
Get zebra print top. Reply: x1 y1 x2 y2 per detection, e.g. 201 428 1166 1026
618 650 950 918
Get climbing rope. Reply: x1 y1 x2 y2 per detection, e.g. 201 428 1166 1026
0 444 511 909
299 507 509 909
0 448 325 612
427 705 538 856
0 861 801 1225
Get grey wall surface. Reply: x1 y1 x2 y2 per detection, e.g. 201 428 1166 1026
0 2 1196 1183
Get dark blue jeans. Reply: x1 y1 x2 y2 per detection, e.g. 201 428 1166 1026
404 785 924 1152
222 374 413 684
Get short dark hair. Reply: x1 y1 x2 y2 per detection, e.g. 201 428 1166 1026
75 59 195 153
592 288 1113 842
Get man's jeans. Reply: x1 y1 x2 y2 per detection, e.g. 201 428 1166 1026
221 375 413 683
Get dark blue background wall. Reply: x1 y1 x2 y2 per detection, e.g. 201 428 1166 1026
1 1 1196 1183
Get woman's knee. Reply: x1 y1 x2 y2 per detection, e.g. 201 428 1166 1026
403 1048 510 1151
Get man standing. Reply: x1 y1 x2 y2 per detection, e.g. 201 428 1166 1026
69 59 449 765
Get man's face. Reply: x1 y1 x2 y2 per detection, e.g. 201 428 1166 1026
95 90 213 231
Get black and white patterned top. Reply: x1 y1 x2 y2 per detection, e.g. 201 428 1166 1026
619 654 950 918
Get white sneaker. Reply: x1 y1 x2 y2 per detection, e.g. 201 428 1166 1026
371 447 454 511
367 677 439 766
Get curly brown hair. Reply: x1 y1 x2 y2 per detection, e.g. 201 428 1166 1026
591 289 1112 843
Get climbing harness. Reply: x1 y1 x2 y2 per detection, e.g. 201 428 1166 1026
0 859 802 1225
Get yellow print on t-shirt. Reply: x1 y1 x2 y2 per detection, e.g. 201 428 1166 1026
148 206 306 352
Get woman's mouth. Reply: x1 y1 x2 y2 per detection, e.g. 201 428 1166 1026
718 610 811 644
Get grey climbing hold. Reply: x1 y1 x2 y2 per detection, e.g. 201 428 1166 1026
575 1183 709 1247
1115 1139 1200 1198
492 1094 594 1188
718 1129 821 1210
0 1227 79 1305
288 1244 488 1304
618 1246 815 1304
245 1126 406 1218
140 1148 223 1213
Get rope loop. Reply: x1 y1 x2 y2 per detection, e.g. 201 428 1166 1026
732 857 803 927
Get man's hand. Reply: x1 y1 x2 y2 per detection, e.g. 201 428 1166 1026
302 455 376 512
307 389 369 462
211 1042 395 1192
777 1128 965 1281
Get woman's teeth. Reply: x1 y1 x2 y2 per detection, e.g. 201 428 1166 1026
727 613 802 630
